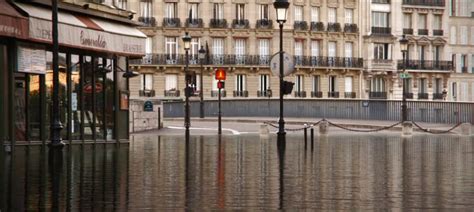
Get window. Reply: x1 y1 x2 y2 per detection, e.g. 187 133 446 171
329 76 337 92
212 75 219 91
434 78 442 93
145 37 152 54
345 42 353 58
372 12 389 27
236 4 245 20
345 9 353 24
311 7 319 22
165 37 178 63
461 54 467 68
450 26 456 44
259 39 270 64
403 78 412 93
258 4 269 20
374 43 389 60
460 26 468 45
213 3 224 19
433 15 442 30
259 74 270 92
419 78 427 94
328 8 336 23
235 39 246 64
294 6 303 22
312 76 320 92
190 38 200 63
212 38 224 64
295 75 304 92
311 40 320 57
165 3 177 18
188 3 199 19
295 40 303 65
328 41 336 57
140 0 152 18
235 74 246 92
345 76 353 93
452 82 457 101
418 45 426 61
433 46 440 62
403 13 412 29
114 0 127 10
418 14 427 29
371 77 385 92
141 74 153 90
165 74 178 91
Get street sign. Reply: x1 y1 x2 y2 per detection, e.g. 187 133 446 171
400 73 411 79
270 52 295 77
144 101 153 112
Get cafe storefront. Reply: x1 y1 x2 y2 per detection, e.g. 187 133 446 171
0 1 146 145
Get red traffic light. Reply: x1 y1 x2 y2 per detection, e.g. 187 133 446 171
215 68 226 80
217 81 225 89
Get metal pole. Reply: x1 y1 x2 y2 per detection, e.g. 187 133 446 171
185 50 190 139
218 83 222 135
402 51 407 122
277 23 285 141
200 57 204 118
49 0 64 147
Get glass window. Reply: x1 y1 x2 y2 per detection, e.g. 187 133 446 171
295 75 304 92
141 74 153 90
114 0 127 10
328 8 336 23
345 9 353 24
235 39 246 64
311 40 319 57
212 38 224 64
345 76 353 93
165 74 178 91
434 78 442 93
213 3 224 19
312 76 320 92
165 37 178 63
371 77 385 92
434 15 442 30
140 0 152 18
235 74 246 92
329 76 337 92
345 42 353 58
259 74 270 92
236 4 245 20
311 7 319 22
419 78 427 93
372 12 389 27
188 3 199 19
450 26 456 44
190 38 200 63
418 14 427 29
294 6 303 22
165 3 177 18
374 43 389 60
404 13 412 28
258 4 269 20
328 41 336 57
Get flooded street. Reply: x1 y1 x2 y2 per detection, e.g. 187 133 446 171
1 134 474 210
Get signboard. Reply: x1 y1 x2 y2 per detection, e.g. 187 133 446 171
270 52 295 77
400 73 411 79
144 101 153 112
71 92 78 111
120 91 129 110
17 46 46 74
362 101 369 107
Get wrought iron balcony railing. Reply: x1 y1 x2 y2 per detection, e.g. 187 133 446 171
138 17 156 27
372 27 391 35
373 0 390 3
163 18 181 27
257 90 272 97
327 23 341 32
139 90 155 97
233 90 248 97
311 91 323 98
402 0 445 6
433 29 443 36
344 92 356 98
310 22 325 32
256 19 273 29
369 92 387 99
432 93 444 100
328 92 339 98
418 29 428 35
418 93 429 99
294 21 308 31
344 23 358 33
185 18 203 28
131 54 364 68
404 92 414 99
397 60 453 71
462 67 468 73
232 19 249 29
294 91 306 98
403 28 413 35
211 90 226 97
210 19 227 28
164 90 180 97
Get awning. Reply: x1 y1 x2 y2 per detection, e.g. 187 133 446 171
14 2 146 56
0 0 28 39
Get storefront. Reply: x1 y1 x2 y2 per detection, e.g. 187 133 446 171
0 0 146 145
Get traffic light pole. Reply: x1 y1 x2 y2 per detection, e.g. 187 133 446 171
218 81 222 135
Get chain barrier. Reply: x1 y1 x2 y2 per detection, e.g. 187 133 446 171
263 120 323 132
411 121 463 134
326 120 402 133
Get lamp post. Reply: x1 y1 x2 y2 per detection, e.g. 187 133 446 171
198 46 206 118
274 0 289 142
182 32 192 139
400 35 408 122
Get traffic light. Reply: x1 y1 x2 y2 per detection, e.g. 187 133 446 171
217 81 225 89
215 68 226 80
282 81 294 95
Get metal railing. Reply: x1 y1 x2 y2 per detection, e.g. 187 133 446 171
311 91 323 98
404 92 414 99
232 19 249 29
462 67 468 73
211 90 226 97
256 19 273 29
138 17 156 27
294 21 308 31
163 99 474 124
373 0 390 3
418 29 428 35
345 92 356 98
328 92 339 98
327 23 341 32
403 28 414 35
418 93 429 99
310 22 325 32
164 90 180 97
185 18 203 28
433 29 443 36
257 90 272 97
372 27 391 35
131 54 363 68
163 18 181 27
369 92 387 99
233 90 248 97
210 19 227 28
294 91 307 98
402 0 445 6
397 60 453 71
139 90 156 97
433 93 444 100
344 23 358 33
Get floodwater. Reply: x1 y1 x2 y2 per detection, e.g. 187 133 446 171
1 134 474 211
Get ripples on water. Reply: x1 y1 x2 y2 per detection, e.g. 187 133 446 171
1 134 473 210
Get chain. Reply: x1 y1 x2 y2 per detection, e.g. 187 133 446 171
411 121 463 134
327 120 402 133
263 120 323 132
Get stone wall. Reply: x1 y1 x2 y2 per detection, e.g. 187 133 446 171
129 99 163 133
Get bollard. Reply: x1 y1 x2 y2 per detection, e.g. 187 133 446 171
260 124 270 139
310 127 314 151
460 123 472 136
402 121 413 137
304 125 307 150
319 120 329 135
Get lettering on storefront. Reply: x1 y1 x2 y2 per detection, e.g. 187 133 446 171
0 25 21 37
123 44 143 54
80 31 107 49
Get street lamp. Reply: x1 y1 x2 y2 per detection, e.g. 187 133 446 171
274 0 289 142
400 35 408 122
198 46 206 118
182 32 192 139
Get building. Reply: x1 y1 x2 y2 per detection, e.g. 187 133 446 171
0 0 146 145
447 0 474 102
128 0 364 100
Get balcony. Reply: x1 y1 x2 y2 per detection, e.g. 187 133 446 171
433 29 443 36
372 27 391 35
310 22 325 32
164 90 180 97
344 92 356 98
418 29 428 35
369 92 387 99
432 93 444 100
139 90 155 97
418 93 429 99
138 17 156 27
403 28 413 35
185 18 203 28
210 19 227 28
404 93 413 99
327 23 341 32
372 0 390 3
397 60 453 71
232 19 249 29
402 0 445 6
256 19 273 29
344 24 358 33
211 90 227 97
328 92 339 98
163 18 181 28
462 67 468 73
257 90 272 97
294 91 307 98
311 91 323 98
130 54 363 68
294 21 308 31
233 90 248 97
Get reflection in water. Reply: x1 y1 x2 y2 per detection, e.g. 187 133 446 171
1 134 473 210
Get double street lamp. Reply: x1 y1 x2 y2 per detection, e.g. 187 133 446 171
400 35 408 122
274 0 289 141
182 32 192 139
198 46 206 118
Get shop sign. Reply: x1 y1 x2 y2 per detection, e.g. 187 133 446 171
17 46 46 74
143 101 153 112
